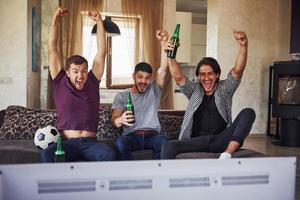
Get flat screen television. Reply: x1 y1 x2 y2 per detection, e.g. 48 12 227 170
272 61 300 118
0 157 296 200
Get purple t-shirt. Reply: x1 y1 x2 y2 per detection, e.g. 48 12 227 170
53 70 100 132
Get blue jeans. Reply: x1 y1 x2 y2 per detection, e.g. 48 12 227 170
114 133 167 160
41 137 116 162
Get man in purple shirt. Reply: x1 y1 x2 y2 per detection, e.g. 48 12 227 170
41 8 115 162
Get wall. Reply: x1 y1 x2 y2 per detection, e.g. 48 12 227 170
162 0 176 35
0 0 41 110
207 0 291 133
191 24 206 66
27 0 41 109
40 1 58 109
175 11 192 63
0 0 28 110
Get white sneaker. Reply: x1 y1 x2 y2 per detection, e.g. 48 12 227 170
218 152 232 160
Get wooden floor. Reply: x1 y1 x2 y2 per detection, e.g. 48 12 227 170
243 134 300 200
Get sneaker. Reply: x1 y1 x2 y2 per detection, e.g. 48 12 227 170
218 152 232 159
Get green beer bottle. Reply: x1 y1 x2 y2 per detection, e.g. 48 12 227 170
167 24 180 59
54 134 65 162
125 92 135 124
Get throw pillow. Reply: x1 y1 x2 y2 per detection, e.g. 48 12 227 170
0 105 57 140
97 104 121 140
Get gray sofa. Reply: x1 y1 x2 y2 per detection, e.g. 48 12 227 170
0 105 263 164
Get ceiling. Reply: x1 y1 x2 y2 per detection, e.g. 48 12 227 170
176 0 207 24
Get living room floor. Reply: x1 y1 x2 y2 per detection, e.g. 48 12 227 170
243 134 300 200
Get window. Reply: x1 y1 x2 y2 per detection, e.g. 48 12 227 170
82 15 139 89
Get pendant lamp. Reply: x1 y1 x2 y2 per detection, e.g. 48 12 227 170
91 0 120 37
91 17 121 36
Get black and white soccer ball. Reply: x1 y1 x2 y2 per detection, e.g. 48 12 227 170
34 125 59 150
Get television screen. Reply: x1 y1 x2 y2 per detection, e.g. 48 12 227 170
277 75 300 105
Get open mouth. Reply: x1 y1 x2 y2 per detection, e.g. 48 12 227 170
203 81 211 89
138 84 147 91
75 80 84 89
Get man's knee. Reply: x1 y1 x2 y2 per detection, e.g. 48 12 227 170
151 135 167 152
162 140 174 150
40 150 48 162
101 145 116 161
40 146 54 162
155 135 167 146
114 137 129 151
161 140 178 159
240 108 256 122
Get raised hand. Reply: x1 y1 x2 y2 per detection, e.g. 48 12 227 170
156 30 169 42
156 30 170 50
54 7 68 19
233 30 248 47
88 11 102 22
156 30 175 53
231 30 248 80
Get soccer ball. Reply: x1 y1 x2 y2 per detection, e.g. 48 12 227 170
34 125 59 150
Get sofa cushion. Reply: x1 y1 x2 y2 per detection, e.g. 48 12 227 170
0 105 57 140
98 105 121 140
159 114 183 139
0 139 40 164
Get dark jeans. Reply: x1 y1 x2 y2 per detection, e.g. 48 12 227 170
114 133 167 160
41 137 116 162
161 108 256 159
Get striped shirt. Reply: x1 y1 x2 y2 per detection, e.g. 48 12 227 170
178 72 241 140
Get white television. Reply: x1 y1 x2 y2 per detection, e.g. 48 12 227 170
0 157 296 200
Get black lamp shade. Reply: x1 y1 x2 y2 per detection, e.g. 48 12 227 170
91 18 121 37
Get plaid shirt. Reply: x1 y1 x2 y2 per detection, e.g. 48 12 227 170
178 72 241 140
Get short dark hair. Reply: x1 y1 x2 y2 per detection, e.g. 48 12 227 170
134 62 152 74
65 55 88 71
195 57 221 80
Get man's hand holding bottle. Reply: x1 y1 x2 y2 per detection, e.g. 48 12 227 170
120 111 135 127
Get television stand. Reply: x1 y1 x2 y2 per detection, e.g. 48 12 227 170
272 118 300 147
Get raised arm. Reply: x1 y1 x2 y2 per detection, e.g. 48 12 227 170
230 31 248 80
156 30 170 90
161 36 186 86
48 8 68 79
88 11 106 80
168 58 186 86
